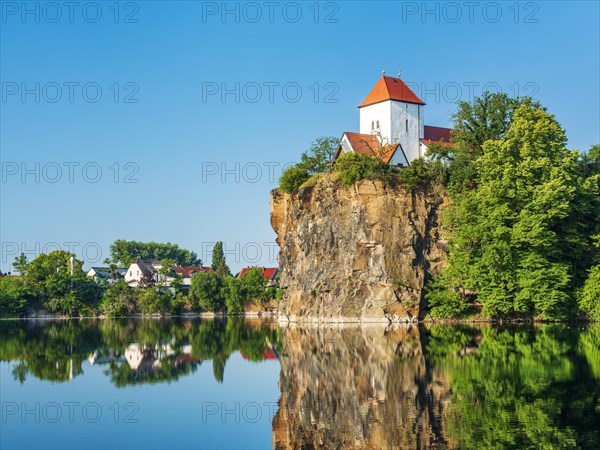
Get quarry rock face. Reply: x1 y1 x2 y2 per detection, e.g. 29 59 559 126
270 177 447 322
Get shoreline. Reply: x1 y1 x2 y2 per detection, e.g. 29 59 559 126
0 311 595 324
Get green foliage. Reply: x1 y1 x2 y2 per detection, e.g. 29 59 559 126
451 92 522 152
397 158 446 193
240 267 268 302
278 136 340 193
579 265 600 320
425 276 473 318
100 280 136 317
211 241 231 277
0 276 31 317
279 165 310 193
190 271 224 312
25 250 101 316
136 287 173 315
12 253 29 275
432 97 600 320
579 144 600 178
223 276 246 313
332 151 392 186
107 239 201 266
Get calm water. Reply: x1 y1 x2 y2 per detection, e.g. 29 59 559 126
0 319 598 449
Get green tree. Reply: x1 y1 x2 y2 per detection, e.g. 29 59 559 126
431 102 598 319
279 136 340 193
190 271 224 312
211 242 231 277
107 240 201 266
12 253 29 275
240 267 268 303
100 280 136 317
25 251 100 315
579 265 600 320
223 276 246 313
136 287 172 315
0 276 31 317
451 91 520 152
579 144 600 178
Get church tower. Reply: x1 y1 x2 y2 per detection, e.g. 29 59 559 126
359 76 425 162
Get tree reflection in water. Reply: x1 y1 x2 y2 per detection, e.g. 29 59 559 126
1 320 598 449
0 318 280 386
274 323 600 450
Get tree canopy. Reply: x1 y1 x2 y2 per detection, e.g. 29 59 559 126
107 240 201 266
427 97 600 320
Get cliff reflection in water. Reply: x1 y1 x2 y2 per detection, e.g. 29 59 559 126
274 323 600 450
0 320 598 449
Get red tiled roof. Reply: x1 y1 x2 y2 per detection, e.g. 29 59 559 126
344 132 400 164
359 76 425 108
172 266 212 278
237 267 279 281
423 125 452 142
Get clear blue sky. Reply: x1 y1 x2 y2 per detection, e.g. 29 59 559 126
1 1 599 273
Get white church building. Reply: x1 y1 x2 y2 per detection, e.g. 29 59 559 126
333 75 453 166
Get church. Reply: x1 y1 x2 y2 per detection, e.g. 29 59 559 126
333 75 453 167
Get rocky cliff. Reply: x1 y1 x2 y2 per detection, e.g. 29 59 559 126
270 177 447 322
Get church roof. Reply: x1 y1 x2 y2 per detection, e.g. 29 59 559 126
343 132 401 164
359 76 425 108
421 125 455 147
423 125 452 141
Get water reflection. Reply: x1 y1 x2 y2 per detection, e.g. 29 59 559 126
0 318 280 386
1 320 598 449
274 323 600 449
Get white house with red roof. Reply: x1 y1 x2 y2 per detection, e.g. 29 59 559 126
334 75 453 166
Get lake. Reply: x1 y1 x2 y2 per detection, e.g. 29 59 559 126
0 318 598 449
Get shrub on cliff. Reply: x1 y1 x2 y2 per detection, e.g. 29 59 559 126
332 152 392 186
278 136 339 193
279 165 310 193
397 158 446 193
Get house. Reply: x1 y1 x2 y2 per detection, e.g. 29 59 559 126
333 75 454 166
87 266 127 282
172 265 213 286
237 267 279 286
124 260 212 287
124 259 163 287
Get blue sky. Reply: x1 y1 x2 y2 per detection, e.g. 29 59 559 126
1 0 599 273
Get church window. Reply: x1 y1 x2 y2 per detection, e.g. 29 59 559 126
371 121 374 130
376 120 379 128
